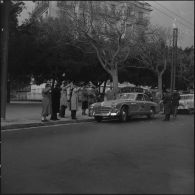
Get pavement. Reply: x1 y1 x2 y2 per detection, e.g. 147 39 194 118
1 101 93 130
1 101 166 130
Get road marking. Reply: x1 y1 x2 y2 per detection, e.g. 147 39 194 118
1 121 94 133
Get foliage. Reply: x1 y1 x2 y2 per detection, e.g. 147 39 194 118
58 1 143 97
177 46 194 89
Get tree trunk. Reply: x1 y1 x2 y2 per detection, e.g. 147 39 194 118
111 68 118 99
102 79 107 95
1 0 10 119
158 73 163 98
7 80 10 103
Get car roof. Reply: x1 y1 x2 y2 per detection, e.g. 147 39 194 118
181 94 194 96
120 92 143 95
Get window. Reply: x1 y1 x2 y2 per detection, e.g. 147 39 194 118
127 7 134 17
45 10 48 17
136 94 144 101
118 93 136 100
138 12 144 20
39 15 43 21
111 4 116 14
144 94 151 101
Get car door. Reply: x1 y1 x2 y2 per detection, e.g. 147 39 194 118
134 94 145 114
143 94 152 113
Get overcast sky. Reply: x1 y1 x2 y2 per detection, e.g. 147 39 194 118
18 1 194 48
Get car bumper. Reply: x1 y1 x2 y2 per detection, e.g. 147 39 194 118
89 109 120 117
178 105 194 110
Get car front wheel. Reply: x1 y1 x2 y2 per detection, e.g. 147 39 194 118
147 108 155 119
94 116 102 122
119 107 128 122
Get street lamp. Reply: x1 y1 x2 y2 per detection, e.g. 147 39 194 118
170 19 178 93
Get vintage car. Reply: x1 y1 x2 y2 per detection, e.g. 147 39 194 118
178 93 194 114
89 92 160 122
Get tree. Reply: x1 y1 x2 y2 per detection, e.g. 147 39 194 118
1 0 25 107
177 46 194 89
6 1 27 89
13 16 108 88
134 25 172 97
59 2 145 98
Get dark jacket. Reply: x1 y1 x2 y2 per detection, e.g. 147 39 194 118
163 92 172 114
171 92 180 106
51 86 61 113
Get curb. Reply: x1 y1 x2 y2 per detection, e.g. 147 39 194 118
1 118 94 130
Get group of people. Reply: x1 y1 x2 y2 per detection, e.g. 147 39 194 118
162 90 181 121
41 81 97 122
41 80 181 122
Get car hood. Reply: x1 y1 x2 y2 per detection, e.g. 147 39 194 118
93 99 132 107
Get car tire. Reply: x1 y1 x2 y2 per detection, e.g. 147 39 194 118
119 107 128 122
147 107 155 119
95 116 102 122
187 109 193 114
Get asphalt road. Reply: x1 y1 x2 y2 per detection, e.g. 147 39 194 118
2 114 194 194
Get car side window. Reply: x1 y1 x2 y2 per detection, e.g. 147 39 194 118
136 94 144 101
144 94 151 101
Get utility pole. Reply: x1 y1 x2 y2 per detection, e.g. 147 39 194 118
1 0 10 120
170 22 178 93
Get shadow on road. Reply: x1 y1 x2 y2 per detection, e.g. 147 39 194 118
99 116 159 124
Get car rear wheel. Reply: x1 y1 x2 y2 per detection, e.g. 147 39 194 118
147 107 155 119
119 107 128 122
94 116 102 122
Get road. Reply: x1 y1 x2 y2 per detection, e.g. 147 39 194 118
2 114 194 194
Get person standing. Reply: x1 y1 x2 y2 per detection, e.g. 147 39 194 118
41 83 51 122
59 82 69 118
171 90 181 118
50 81 61 120
70 84 80 119
162 90 172 121
81 85 89 115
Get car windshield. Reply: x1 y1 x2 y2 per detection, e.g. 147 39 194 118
117 93 136 100
180 95 194 100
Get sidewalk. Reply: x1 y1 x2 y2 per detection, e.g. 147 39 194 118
1 101 93 130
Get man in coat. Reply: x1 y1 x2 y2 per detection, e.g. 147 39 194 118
70 83 80 119
81 85 88 115
50 81 61 120
162 90 172 121
41 83 51 122
171 90 181 118
59 81 69 118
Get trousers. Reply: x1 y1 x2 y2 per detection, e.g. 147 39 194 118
71 110 76 119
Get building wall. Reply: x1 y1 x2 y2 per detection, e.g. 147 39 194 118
33 1 152 24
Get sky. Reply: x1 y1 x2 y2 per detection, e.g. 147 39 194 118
18 1 194 48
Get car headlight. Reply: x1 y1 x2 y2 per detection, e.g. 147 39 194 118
89 104 95 109
111 103 117 108
111 104 119 113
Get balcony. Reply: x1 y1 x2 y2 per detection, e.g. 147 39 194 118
33 1 49 17
137 1 152 11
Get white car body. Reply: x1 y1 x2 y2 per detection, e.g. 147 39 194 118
89 92 160 122
178 94 194 113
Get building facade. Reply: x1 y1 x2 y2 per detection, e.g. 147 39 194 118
33 1 152 26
